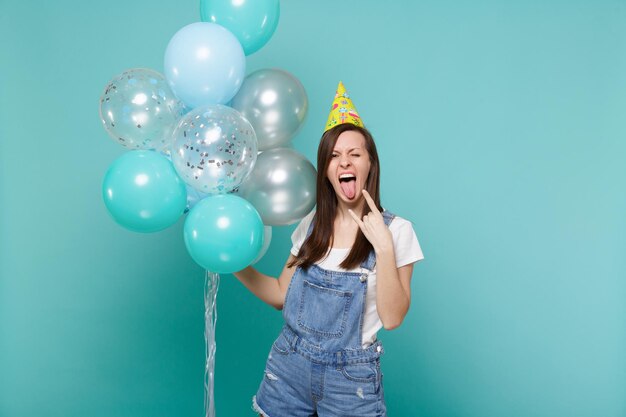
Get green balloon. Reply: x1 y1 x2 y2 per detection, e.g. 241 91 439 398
200 0 280 55
184 194 264 273
102 151 187 233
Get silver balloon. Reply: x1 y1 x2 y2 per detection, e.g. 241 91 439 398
99 68 185 150
231 69 308 151
238 148 316 225
171 105 257 194
251 226 273 265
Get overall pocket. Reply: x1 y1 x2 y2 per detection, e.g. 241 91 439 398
271 333 291 355
297 280 353 338
341 360 378 383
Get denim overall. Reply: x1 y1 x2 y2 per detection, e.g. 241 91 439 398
253 211 396 417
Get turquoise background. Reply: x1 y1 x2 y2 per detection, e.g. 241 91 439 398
1 1 625 416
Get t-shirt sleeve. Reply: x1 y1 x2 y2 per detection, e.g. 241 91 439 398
290 210 316 256
389 217 424 268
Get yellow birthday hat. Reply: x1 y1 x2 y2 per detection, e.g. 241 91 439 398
324 81 363 132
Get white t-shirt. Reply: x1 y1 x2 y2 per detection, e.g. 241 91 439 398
290 210 424 348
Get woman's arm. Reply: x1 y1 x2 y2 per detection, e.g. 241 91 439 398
348 189 414 330
232 254 298 310
374 248 413 330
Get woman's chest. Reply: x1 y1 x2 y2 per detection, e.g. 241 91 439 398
332 223 359 249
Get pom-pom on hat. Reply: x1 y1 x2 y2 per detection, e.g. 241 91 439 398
324 81 363 132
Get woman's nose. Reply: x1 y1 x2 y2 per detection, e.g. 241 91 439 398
339 155 351 166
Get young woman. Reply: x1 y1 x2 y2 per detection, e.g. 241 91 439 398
233 83 424 417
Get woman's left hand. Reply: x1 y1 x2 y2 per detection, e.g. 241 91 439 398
348 190 393 254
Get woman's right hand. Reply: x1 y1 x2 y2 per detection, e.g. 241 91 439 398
232 254 297 310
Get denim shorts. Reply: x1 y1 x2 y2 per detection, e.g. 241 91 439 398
252 328 387 417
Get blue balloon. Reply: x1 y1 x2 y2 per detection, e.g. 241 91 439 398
184 194 264 273
164 22 245 108
200 0 280 56
102 151 187 233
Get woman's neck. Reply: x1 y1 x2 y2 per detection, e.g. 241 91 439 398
332 202 362 248
335 199 365 223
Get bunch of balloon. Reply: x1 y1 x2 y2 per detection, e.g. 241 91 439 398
161 17 264 417
162 18 315 415
98 1 319 415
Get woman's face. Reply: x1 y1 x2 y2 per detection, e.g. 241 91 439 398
326 130 371 205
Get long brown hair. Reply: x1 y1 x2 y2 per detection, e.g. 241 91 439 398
288 124 382 270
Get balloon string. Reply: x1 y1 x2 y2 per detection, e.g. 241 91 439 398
204 271 219 417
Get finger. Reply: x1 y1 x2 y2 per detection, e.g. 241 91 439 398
348 209 365 228
363 215 380 234
361 190 381 215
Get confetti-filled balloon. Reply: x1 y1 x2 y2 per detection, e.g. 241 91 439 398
238 147 316 225
171 105 257 194
200 0 280 55
102 151 187 233
231 68 308 151
161 151 209 213
164 22 245 108
99 68 185 150
184 194 264 273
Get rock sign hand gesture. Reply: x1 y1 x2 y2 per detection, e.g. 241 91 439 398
348 190 393 254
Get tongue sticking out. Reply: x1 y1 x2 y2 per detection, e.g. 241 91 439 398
340 179 356 199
